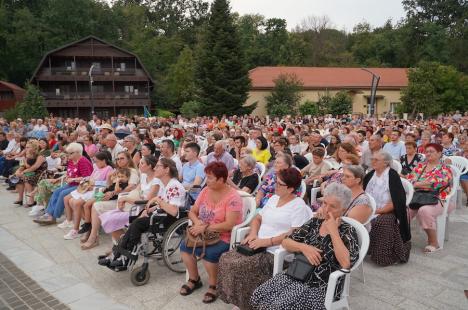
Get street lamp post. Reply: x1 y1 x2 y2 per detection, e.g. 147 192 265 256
361 68 380 118
88 64 95 116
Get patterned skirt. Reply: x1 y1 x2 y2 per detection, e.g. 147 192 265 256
217 250 274 310
250 273 327 310
369 213 411 266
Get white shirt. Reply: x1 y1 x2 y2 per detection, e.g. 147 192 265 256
161 153 183 178
109 143 125 161
3 139 17 154
33 124 48 132
156 178 186 208
140 173 160 199
365 167 391 210
258 195 313 251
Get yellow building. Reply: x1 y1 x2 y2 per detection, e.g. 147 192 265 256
247 67 408 116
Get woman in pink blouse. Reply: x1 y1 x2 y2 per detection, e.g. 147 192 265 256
407 143 452 253
34 143 93 225
179 162 242 304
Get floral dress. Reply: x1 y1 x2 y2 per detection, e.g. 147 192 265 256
407 162 452 200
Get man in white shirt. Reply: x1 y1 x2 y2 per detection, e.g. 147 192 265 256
0 132 17 157
160 139 183 178
383 130 406 160
105 134 125 161
206 141 235 173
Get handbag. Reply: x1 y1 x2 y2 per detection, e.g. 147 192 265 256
236 244 266 256
408 165 444 210
185 227 220 258
285 253 314 282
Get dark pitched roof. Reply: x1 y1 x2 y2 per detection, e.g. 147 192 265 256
0 81 25 92
31 35 154 83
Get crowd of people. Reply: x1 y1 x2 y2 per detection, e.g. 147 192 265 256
1 111 467 309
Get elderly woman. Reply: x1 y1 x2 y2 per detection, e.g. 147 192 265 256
122 135 140 167
407 143 452 253
252 136 271 164
364 150 411 266
218 168 313 309
256 153 295 208
179 162 242 304
80 151 140 249
33 143 93 225
227 155 259 194
250 183 360 309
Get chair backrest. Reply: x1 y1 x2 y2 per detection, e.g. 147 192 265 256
400 178 414 206
200 155 207 165
324 217 369 310
304 152 313 162
392 159 402 174
230 191 257 247
233 158 239 168
257 162 266 178
447 156 468 175
299 180 306 199
447 165 460 203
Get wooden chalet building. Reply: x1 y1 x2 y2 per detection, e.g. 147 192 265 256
0 81 26 113
31 36 154 118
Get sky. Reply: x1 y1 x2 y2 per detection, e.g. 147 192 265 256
225 0 407 31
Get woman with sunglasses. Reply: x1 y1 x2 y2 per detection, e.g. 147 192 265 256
34 143 93 225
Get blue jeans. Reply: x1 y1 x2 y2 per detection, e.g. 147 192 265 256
46 184 77 219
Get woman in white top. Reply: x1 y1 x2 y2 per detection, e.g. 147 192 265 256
217 168 313 310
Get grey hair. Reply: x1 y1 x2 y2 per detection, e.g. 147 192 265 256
344 165 365 184
241 155 256 169
376 150 393 166
65 142 83 155
323 183 352 210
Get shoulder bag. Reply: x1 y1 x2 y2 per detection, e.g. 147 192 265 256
409 165 445 210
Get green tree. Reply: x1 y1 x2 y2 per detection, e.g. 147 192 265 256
164 46 197 111
180 100 203 118
265 73 303 116
299 100 319 116
400 61 467 116
195 0 253 116
17 83 48 120
328 91 353 115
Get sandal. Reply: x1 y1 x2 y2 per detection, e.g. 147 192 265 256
180 277 203 296
80 231 91 244
13 200 23 205
81 238 99 250
424 245 441 253
202 285 218 304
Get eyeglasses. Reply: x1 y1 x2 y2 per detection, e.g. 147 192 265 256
277 181 287 187
116 157 126 161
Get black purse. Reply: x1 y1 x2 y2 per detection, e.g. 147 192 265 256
408 165 444 210
285 253 314 282
409 190 440 210
236 244 266 256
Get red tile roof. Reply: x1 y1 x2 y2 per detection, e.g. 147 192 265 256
249 67 408 90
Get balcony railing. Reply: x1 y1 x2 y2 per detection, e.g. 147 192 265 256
42 92 149 100
49 67 136 76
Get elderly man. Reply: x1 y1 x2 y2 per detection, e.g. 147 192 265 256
361 134 383 171
206 140 235 172
105 134 125 161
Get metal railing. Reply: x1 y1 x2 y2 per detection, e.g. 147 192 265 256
42 92 149 99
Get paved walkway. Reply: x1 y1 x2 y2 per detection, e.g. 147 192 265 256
0 186 468 309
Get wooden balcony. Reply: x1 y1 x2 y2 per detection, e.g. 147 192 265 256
42 92 150 100
36 67 149 82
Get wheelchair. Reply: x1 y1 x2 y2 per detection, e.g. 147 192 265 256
116 200 191 286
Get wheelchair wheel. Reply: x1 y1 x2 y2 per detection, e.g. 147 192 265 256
162 217 189 273
130 265 150 286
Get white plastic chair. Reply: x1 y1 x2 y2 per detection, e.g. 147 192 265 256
400 178 415 206
256 162 266 179
310 186 321 204
229 191 257 249
436 165 460 249
445 156 468 209
272 217 370 310
299 180 306 199
200 155 207 165
392 159 402 174
304 152 313 162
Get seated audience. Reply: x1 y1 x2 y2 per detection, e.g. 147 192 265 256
227 155 259 194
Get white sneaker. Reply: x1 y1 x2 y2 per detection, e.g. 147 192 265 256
57 220 73 229
28 205 44 217
64 229 79 240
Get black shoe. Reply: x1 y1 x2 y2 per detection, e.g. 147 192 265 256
78 222 91 234
98 257 112 267
7 186 16 191
13 200 23 205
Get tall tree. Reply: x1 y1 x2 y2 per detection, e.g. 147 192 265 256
265 73 303 116
195 0 253 116
17 83 48 120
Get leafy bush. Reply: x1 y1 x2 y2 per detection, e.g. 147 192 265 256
265 73 303 116
299 100 319 116
3 106 20 121
180 100 203 118
157 109 175 118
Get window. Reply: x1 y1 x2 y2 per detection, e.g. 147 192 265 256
124 85 134 93
390 102 400 113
